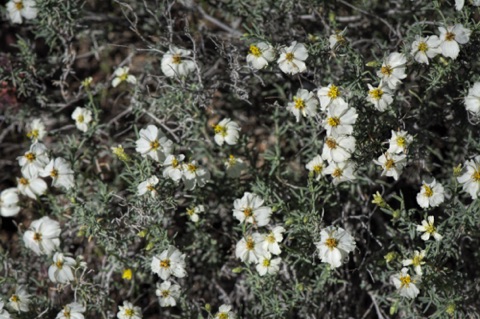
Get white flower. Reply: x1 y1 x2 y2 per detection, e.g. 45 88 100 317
23 216 61 255
287 89 318 122
261 226 285 255
377 52 407 90
247 42 275 69
48 252 76 284
161 47 196 78
317 84 344 111
156 281 181 307
232 192 272 227
306 155 326 180
71 107 93 133
7 286 30 313
137 176 159 197
0 300 11 319
390 267 420 299
315 226 356 269
163 154 185 182
135 125 173 162
439 24 471 60
224 155 247 178
373 152 407 181
417 215 442 241
324 161 356 185
117 301 142 319
457 156 480 199
6 0 37 24
17 143 49 178
17 171 47 199
402 250 426 276
416 179 445 209
464 82 480 115
151 246 187 280
256 253 281 276
40 157 74 190
182 160 210 190
323 99 358 137
329 29 347 50
321 135 356 163
0 188 20 217
367 82 393 112
112 67 136 87
215 305 236 319
235 233 266 264
56 302 86 319
26 118 46 142
387 130 413 154
411 35 441 65
277 41 308 75
186 205 204 222
213 118 240 146
455 0 464 10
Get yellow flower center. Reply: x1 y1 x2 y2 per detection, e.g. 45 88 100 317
19 177 29 186
399 274 411 288
325 237 338 250
396 136 406 147
187 163 197 173
325 137 337 149
122 268 133 280
10 295 19 303
125 308 134 317
425 223 436 234
187 208 195 216
228 154 236 166
313 164 323 174
160 259 171 269
385 159 395 170
380 65 393 76
369 88 383 100
15 1 24 10
423 185 433 197
161 290 170 297
33 232 42 241
147 184 155 192
412 255 423 267
77 115 84 123
218 313 229 319
243 207 253 217
249 45 262 57
246 237 255 250
150 140 160 150
50 169 59 178
285 52 294 62
214 124 227 136
172 54 182 64
119 73 128 82
172 158 179 168
63 308 71 319
327 85 340 99
418 42 428 52
25 152 36 162
266 233 276 243
27 129 39 139
56 260 63 269
327 117 340 127
445 32 455 41
472 169 480 182
262 258 271 267
293 97 305 110
332 168 343 178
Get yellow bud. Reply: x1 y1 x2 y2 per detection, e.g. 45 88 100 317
296 283 304 291
145 242 154 251
384 252 396 263
392 210 401 219
232 267 243 273
122 268 132 280
138 230 148 238
285 218 294 226
204 304 211 312
111 145 131 162
453 164 462 177
446 303 455 315
366 61 381 67
372 191 387 208
439 56 449 66
81 76 93 88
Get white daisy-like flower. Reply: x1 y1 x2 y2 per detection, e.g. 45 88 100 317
387 130 413 154
317 84 344 111
224 154 247 178
40 157 74 190
23 216 61 255
366 82 393 112
71 107 93 133
112 67 136 87
48 252 76 284
235 233 266 264
373 152 407 181
232 192 272 227
323 161 356 185
377 52 407 90
329 29 347 50
438 24 471 60
26 118 46 143
306 155 326 181
277 41 308 75
215 305 236 319
261 226 285 255
0 188 20 217
464 82 480 115
56 302 86 319
390 267 420 299
163 154 185 182
323 99 358 137
7 286 30 313
287 89 318 122
17 143 49 178
117 301 142 319
402 250 426 276
135 125 173 162
151 246 187 280
0 300 12 319
182 160 210 190
256 253 281 276
137 176 159 197
213 118 240 146
17 171 47 200
246 42 275 69
156 281 181 307
417 216 442 241
315 225 356 269
161 47 196 78
6 0 37 24
321 135 356 163
416 179 445 209
457 155 480 199
411 35 442 65
186 205 204 222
